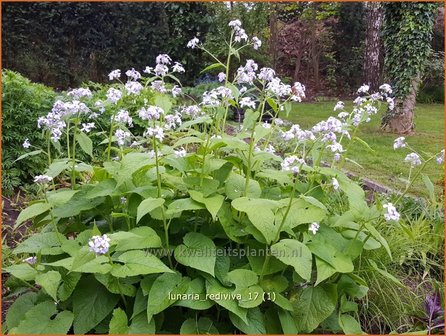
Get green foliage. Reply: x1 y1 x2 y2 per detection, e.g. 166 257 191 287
5 20 443 335
2 70 56 195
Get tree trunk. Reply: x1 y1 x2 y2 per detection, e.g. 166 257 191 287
381 76 421 134
363 2 384 91
269 5 278 69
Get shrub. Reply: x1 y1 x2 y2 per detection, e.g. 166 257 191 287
4 21 444 335
2 70 57 195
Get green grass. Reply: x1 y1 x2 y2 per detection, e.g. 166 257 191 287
285 102 444 197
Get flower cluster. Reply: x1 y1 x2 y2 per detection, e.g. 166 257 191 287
34 175 52 184
88 234 111 255
309 222 320 235
383 203 400 221
281 155 305 174
139 106 164 121
404 153 422 167
393 137 406 150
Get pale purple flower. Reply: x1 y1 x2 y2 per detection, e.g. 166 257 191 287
436 149 444 164
171 85 182 97
125 68 141 81
67 88 92 99
187 37 200 49
88 234 110 255
332 178 339 190
309 222 320 235
125 81 143 95
239 97 256 109
154 64 169 77
115 129 131 146
81 122 95 133
393 137 406 150
334 101 345 112
22 139 31 149
252 36 262 50
217 72 226 82
108 69 121 81
23 256 37 264
156 54 172 65
172 62 185 73
383 203 400 221
357 84 370 94
114 109 133 127
145 126 164 141
379 83 392 94
151 80 167 93
34 175 52 184
281 155 305 172
405 153 422 167
106 88 122 104
139 106 164 121
174 148 187 158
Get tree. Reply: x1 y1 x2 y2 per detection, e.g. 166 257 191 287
363 2 384 91
381 3 438 134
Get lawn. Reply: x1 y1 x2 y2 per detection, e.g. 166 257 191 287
285 101 444 197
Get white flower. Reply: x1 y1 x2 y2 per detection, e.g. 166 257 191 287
357 84 370 94
108 69 121 80
171 85 182 97
88 234 110 255
181 105 202 118
436 149 444 164
274 118 284 126
383 203 400 221
34 175 53 184
106 88 122 104
143 66 153 74
281 155 305 172
387 97 395 110
258 68 275 82
145 126 165 141
67 88 92 99
252 36 261 50
154 64 169 77
404 153 422 167
239 86 248 94
139 106 164 121
174 148 187 158
239 97 256 109
262 122 271 129
120 197 127 204
151 80 167 93
114 109 133 127
125 81 143 95
218 72 226 82
334 101 345 111
156 54 172 65
309 222 320 235
81 122 95 133
291 82 306 102
115 129 131 146
22 256 37 264
393 137 406 150
22 139 31 149
164 113 182 130
379 83 392 94
228 19 242 30
338 112 349 119
125 68 141 81
172 62 185 73
332 178 339 190
187 37 200 49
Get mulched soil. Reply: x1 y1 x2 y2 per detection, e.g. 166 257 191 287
2 192 32 323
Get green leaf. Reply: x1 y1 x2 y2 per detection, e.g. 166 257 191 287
180 317 219 334
136 198 165 223
77 131 93 157
278 309 299 334
339 314 364 334
111 250 173 278
46 189 79 207
58 272 82 301
205 278 248 323
200 62 224 74
52 187 105 218
189 190 224 221
291 284 337 332
232 197 279 244
15 149 43 162
95 273 136 297
353 136 375 153
15 202 51 229
225 172 261 200
35 271 61 301
368 259 403 286
173 136 203 148
45 159 70 178
13 232 65 255
271 239 312 281
128 312 156 334
45 247 112 274
229 307 266 334
174 232 216 276
109 308 129 334
154 93 172 114
72 275 120 334
174 277 214 310
85 179 116 199
4 263 37 281
9 301 73 334
275 197 327 231
147 272 188 322
109 227 162 251
166 197 205 216
422 173 435 201
363 222 392 259
315 257 337 286
6 292 42 331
